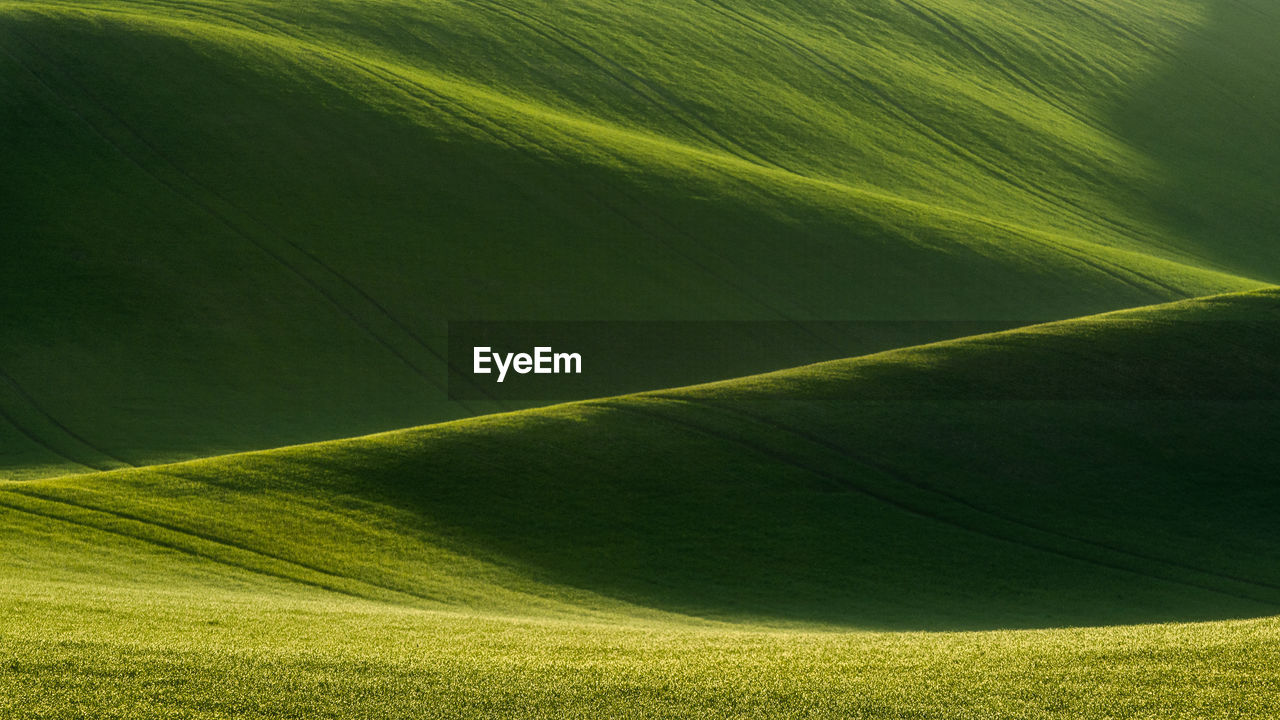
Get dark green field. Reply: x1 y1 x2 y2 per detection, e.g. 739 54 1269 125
3 0 1279 716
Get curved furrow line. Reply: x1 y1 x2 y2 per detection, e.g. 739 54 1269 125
895 0 1080 114
691 0 1152 249
469 0 797 174
1039 0 1171 68
0 492 390 601
0 363 133 469
664 394 1280 596
586 398 1280 607
0 486 444 605
1037 236 1188 298
0 402 99 473
1059 0 1280 131
893 0 1113 139
932 199 1178 299
890 0 1183 252
1019 22 1126 94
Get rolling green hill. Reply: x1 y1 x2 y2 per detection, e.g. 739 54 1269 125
4 288 1280 716
4 0 1278 477
5 1 1280 715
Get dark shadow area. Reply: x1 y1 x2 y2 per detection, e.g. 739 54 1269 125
249 292 1280 631
1110 0 1280 281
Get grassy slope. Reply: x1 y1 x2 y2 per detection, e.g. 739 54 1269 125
3 0 1277 476
4 289 1280 716
3 587 1278 719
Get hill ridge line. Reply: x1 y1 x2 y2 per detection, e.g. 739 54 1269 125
1 1 1265 293
9 286 1276 484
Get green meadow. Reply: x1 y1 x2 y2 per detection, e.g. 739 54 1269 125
3 0 1280 716
6 291 1280 716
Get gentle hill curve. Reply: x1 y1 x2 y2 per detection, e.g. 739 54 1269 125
5 288 1280 630
3 0 1278 476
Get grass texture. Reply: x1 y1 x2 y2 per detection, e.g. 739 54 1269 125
4 0 1280 716
3 0 1279 472
4 290 1280 716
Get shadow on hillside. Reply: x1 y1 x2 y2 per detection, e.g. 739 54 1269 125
298 291 1280 631
345 396 1280 632
1109 0 1280 281
336 7 1280 630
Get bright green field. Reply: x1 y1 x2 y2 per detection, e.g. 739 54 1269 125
4 0 1280 716
5 290 1280 716
3 589 1277 719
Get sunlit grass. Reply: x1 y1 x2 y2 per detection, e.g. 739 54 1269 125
3 0 1277 471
